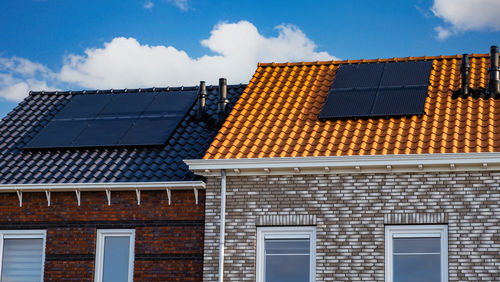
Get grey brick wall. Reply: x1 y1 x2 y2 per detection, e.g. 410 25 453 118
203 172 500 281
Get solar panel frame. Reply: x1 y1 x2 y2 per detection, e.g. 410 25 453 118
24 90 198 149
319 61 432 120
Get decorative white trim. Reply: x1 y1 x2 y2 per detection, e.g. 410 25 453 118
75 190 81 206
385 225 448 282
135 189 141 205
105 189 111 206
45 190 51 206
166 188 171 205
0 181 205 192
94 229 135 282
0 181 205 206
256 226 316 282
185 152 500 176
0 230 46 281
16 191 22 207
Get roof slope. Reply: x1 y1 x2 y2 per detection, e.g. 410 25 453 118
0 85 245 183
205 54 500 159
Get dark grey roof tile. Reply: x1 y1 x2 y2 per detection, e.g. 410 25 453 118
0 85 245 184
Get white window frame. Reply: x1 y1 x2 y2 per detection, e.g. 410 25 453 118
94 229 135 282
256 226 316 282
0 230 46 281
385 225 448 282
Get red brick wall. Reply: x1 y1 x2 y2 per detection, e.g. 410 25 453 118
0 190 204 281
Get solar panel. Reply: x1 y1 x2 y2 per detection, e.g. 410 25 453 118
98 93 156 117
144 90 197 116
25 91 198 149
25 120 89 148
380 61 433 87
370 86 428 117
71 119 135 147
56 94 113 119
319 89 377 118
331 63 384 89
118 117 181 146
319 61 432 119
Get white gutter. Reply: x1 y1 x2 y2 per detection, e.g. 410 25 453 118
0 181 206 207
218 169 226 282
185 152 500 176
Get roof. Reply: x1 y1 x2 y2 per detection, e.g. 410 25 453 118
205 53 500 159
0 85 245 184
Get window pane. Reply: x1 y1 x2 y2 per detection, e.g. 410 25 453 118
102 236 130 282
265 253 310 282
393 238 440 253
265 238 310 282
394 254 440 282
265 239 309 254
1 238 43 282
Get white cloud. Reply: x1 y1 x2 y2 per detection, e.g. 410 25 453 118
0 20 335 101
143 1 154 9
434 26 453 40
0 57 57 101
167 0 189 11
58 20 336 88
431 0 500 38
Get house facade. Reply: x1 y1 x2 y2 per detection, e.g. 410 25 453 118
187 48 500 281
0 81 245 281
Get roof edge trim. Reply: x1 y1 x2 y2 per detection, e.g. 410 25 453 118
185 153 500 176
257 53 489 68
0 181 206 193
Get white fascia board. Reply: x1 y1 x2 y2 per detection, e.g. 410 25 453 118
185 152 500 176
0 181 205 193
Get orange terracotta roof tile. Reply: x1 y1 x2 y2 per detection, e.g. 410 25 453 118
205 54 500 159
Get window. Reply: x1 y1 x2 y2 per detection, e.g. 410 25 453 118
95 229 135 282
0 230 46 282
385 225 448 282
257 226 315 282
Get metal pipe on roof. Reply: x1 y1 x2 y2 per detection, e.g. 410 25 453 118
489 45 500 96
460 54 470 96
218 78 228 125
218 169 227 282
198 81 207 120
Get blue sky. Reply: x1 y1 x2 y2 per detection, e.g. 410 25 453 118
0 0 499 117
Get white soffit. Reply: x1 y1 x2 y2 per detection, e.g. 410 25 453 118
185 152 500 176
0 181 205 207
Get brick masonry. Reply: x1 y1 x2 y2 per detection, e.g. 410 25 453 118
203 172 500 281
0 190 204 281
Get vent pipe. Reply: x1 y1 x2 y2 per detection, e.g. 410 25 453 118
489 45 500 96
197 81 207 120
218 78 228 125
460 54 470 96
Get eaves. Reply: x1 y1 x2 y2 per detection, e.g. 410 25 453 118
185 152 500 176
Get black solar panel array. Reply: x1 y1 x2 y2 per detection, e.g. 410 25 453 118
319 61 433 119
25 90 198 149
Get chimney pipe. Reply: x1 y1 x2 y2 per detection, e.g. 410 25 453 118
197 81 207 120
218 78 228 125
460 54 470 96
489 45 500 96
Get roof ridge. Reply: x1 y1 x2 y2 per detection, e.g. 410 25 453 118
257 53 490 67
29 83 247 96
